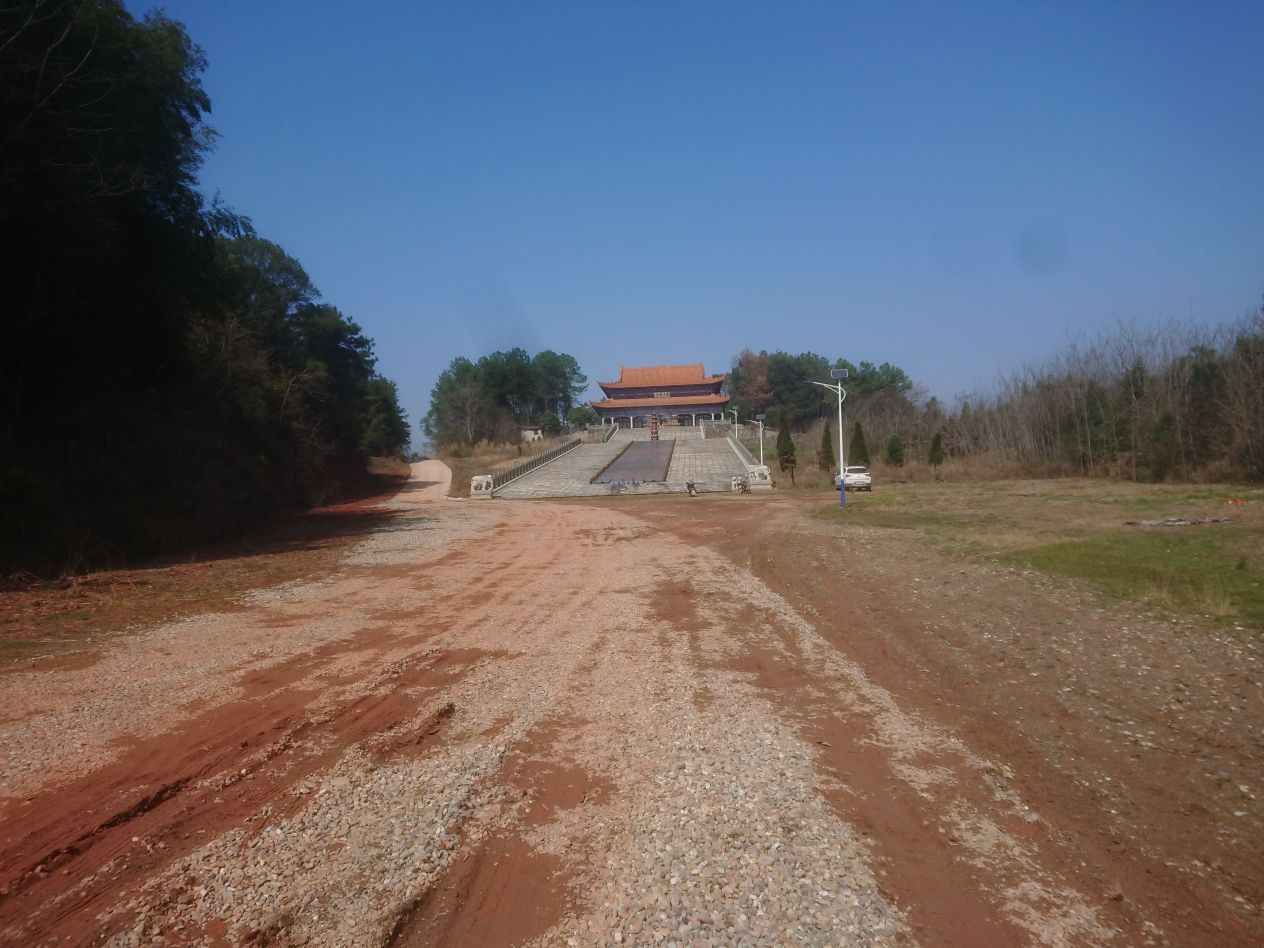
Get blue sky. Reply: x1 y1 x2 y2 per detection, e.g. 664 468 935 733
130 1 1264 436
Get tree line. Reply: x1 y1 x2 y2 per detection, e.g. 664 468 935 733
424 349 592 450
1 1 408 574
734 305 1264 485
726 349 916 432
934 311 1264 481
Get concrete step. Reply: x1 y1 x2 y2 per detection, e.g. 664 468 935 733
666 438 750 485
609 427 702 441
495 431 750 500
495 441 629 498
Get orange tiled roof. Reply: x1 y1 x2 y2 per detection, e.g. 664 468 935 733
599 363 726 389
590 394 730 409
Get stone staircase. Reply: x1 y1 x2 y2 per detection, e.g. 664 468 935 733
667 438 750 492
494 428 749 499
494 440 631 498
609 426 702 442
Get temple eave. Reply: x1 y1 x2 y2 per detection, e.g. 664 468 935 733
591 395 730 410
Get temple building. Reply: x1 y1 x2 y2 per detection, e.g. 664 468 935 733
590 363 730 428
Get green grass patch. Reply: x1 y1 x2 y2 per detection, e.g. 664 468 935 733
843 507 969 530
814 496 995 533
1004 530 1264 626
810 478 1264 627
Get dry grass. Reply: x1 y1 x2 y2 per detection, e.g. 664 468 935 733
814 478 1264 628
760 426 1032 492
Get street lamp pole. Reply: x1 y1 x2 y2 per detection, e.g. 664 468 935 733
754 414 765 466
807 370 848 507
727 407 739 430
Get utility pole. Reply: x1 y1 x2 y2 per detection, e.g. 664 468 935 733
807 369 848 506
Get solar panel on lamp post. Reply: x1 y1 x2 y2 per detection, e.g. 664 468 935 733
808 369 848 506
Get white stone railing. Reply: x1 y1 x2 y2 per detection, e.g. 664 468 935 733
491 437 582 491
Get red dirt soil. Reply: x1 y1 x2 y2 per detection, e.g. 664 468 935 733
0 486 1259 946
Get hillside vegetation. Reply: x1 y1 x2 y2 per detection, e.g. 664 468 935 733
425 348 590 449
0 1 408 575
730 313 1264 484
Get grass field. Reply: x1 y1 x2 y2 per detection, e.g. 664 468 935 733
815 479 1264 628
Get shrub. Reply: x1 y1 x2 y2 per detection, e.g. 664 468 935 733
886 433 905 466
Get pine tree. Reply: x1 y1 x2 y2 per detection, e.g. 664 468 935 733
886 433 905 467
818 422 835 471
928 431 945 467
776 426 797 484
848 422 871 466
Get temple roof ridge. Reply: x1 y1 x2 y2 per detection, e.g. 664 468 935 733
599 362 726 390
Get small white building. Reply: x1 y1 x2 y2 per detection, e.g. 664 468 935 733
520 426 544 442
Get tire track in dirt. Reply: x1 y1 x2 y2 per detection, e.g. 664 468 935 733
12 486 1247 946
638 493 1263 946
0 502 563 943
0 644 489 942
46 501 640 945
387 717 614 947
649 582 1027 946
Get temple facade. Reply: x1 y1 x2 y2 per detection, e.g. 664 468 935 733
590 363 730 428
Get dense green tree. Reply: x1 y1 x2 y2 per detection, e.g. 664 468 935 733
765 352 832 430
360 378 410 456
424 357 493 446
849 423 871 466
929 431 945 467
886 433 905 466
477 348 534 422
729 349 917 435
776 425 797 483
833 359 914 396
540 411 563 435
2 1 215 455
566 404 600 429
425 348 588 448
206 235 387 482
0 3 408 573
1183 345 1228 461
818 422 835 471
532 350 588 418
1144 412 1179 481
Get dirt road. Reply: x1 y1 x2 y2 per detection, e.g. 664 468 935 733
1 472 1259 946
